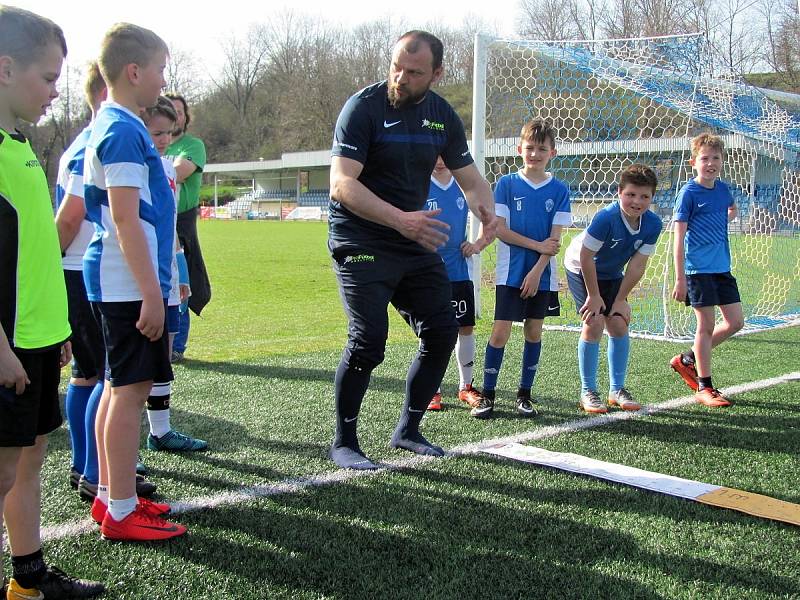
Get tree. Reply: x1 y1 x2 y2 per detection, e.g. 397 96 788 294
166 47 205 102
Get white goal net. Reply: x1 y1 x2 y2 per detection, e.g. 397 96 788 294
470 33 800 339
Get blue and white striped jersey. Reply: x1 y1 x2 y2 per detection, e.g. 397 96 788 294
55 125 93 271
494 172 571 290
673 179 734 274
430 176 471 282
82 102 175 302
564 202 662 279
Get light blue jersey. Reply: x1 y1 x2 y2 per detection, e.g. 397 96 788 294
673 179 734 274
429 176 471 282
83 102 175 302
55 126 93 271
565 202 662 279
495 172 571 290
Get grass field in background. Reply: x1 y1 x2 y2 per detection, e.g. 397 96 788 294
21 221 800 598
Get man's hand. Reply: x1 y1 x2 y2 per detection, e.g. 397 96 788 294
1 347 29 395
137 296 165 341
672 278 687 303
398 209 450 251
59 341 72 369
520 267 542 299
477 205 497 247
537 237 561 256
579 294 606 323
608 300 631 326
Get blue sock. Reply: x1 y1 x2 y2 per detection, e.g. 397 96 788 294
82 381 104 484
482 344 505 391
519 340 542 390
65 383 92 473
608 334 630 392
578 339 600 394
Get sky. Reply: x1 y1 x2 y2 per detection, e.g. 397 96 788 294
18 0 520 76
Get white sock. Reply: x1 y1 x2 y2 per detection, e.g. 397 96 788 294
107 495 137 522
97 484 109 505
147 408 172 438
456 333 476 389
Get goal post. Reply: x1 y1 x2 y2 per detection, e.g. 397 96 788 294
470 33 800 339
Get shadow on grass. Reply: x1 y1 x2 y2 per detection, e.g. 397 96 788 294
81 456 799 599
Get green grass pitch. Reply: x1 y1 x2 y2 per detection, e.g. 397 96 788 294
24 221 800 599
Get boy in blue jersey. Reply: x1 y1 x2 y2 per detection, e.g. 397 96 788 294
564 164 662 413
54 62 109 502
427 157 491 411
142 96 206 452
0 6 104 598
670 133 743 407
83 23 185 541
476 119 571 418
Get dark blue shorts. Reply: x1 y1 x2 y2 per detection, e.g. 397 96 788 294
494 285 560 321
64 269 105 380
0 346 63 447
686 272 741 308
566 270 623 317
92 299 173 388
167 305 180 335
450 280 476 327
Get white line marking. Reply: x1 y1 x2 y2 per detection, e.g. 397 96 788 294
39 371 799 543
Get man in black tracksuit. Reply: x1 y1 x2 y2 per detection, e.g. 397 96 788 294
328 30 497 469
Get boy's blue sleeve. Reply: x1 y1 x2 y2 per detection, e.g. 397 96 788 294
673 185 692 222
585 209 611 246
494 176 510 218
98 122 146 189
176 251 189 285
553 185 572 227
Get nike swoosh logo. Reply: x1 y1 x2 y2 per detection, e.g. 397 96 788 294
384 120 401 128
136 524 181 532
548 305 559 310
409 408 425 413
611 238 622 242
513 196 525 201
344 416 358 423
698 203 707 207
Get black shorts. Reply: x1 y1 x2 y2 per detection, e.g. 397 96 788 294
93 300 173 388
331 244 458 359
686 272 741 308
450 280 476 327
0 346 63 447
566 270 623 317
64 269 105 380
494 285 560 321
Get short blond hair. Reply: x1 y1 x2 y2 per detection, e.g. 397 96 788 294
0 5 66 66
83 61 105 110
99 22 167 85
691 133 724 158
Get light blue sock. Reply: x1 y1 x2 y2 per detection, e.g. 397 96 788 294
519 340 541 391
578 339 600 394
65 383 92 473
82 381 104 484
608 334 631 393
482 344 505 392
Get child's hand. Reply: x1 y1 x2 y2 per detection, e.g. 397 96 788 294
520 268 541 298
0 348 30 395
672 278 687 303
537 238 560 256
580 295 606 323
59 341 72 369
609 300 631 327
137 296 165 341
179 284 190 303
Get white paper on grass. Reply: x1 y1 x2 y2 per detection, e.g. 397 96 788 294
482 443 721 500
